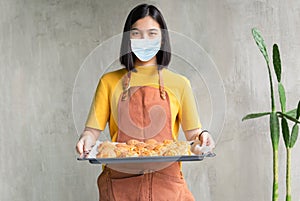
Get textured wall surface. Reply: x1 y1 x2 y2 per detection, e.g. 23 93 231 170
1 0 300 201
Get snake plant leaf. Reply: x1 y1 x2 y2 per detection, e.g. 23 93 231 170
251 28 275 111
297 100 300 119
277 112 300 124
289 124 299 148
270 112 280 149
252 28 270 65
242 112 271 121
286 108 297 118
272 44 281 82
281 117 290 148
289 101 300 148
278 83 286 112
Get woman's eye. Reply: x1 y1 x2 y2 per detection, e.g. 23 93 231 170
131 31 140 36
150 32 157 36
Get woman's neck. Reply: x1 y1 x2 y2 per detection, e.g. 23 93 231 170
134 57 157 67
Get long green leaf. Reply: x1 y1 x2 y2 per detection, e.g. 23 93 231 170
270 112 280 149
272 44 281 82
281 117 289 148
286 108 297 119
290 101 300 148
278 112 300 124
278 83 286 112
252 28 275 111
297 100 300 119
242 112 271 121
252 28 270 65
290 124 299 148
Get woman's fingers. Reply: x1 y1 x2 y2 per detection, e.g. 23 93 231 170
76 134 96 157
200 133 208 146
76 139 84 157
83 135 94 153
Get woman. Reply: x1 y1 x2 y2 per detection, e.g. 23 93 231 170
76 4 215 201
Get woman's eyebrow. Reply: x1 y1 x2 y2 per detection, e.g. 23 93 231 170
148 28 159 32
130 28 159 31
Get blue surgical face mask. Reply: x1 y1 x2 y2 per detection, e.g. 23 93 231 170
130 38 161 62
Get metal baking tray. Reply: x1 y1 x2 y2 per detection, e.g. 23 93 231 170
77 141 216 164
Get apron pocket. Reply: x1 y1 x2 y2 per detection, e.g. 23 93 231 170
152 171 194 201
111 174 144 201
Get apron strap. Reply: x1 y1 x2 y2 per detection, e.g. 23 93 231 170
158 69 166 100
121 68 166 101
121 71 131 101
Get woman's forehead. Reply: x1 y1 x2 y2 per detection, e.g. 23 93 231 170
131 16 160 30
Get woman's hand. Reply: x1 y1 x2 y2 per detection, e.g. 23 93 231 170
190 131 215 155
76 128 101 157
198 131 215 148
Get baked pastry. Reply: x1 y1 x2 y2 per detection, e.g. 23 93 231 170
96 141 117 158
96 139 191 158
126 139 140 145
145 139 157 144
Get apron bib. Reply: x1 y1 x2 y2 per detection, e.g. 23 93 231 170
117 69 172 142
97 69 195 201
117 85 173 142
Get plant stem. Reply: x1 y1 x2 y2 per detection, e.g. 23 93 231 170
270 112 279 201
273 149 279 201
286 147 291 201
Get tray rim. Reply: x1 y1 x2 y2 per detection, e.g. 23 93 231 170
77 140 216 164
78 154 203 164
77 153 216 164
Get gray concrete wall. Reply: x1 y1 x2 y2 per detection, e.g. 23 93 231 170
1 0 300 200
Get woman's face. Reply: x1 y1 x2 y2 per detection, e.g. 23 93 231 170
130 16 161 39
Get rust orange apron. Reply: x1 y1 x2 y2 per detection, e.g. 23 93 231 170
97 69 195 201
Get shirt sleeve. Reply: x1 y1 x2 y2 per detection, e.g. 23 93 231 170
178 78 202 131
85 77 110 130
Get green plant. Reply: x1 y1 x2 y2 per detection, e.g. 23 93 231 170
242 28 300 201
273 44 300 201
